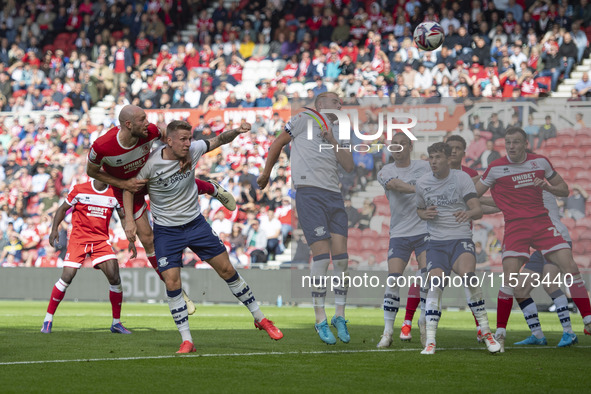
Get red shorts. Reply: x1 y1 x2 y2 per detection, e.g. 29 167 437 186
63 240 117 269
113 187 147 220
502 215 570 260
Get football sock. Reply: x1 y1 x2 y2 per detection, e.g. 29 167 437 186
332 254 349 317
225 272 265 322
167 288 192 343
195 179 215 195
311 254 330 323
568 274 591 318
518 298 544 339
463 274 490 334
147 253 164 281
425 284 443 345
550 290 573 334
46 278 69 319
497 286 514 330
404 279 420 323
109 284 123 322
419 268 427 325
383 273 400 334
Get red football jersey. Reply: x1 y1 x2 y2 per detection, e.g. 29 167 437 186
88 124 161 180
481 153 555 222
66 181 120 245
462 165 479 178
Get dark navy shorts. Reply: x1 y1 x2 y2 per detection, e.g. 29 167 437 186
153 214 227 272
295 187 348 246
523 241 573 273
388 233 429 261
426 239 475 275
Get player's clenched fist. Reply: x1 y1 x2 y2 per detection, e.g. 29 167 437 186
257 173 270 189
123 177 148 193
238 122 251 133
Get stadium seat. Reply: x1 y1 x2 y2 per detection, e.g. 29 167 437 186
273 59 287 72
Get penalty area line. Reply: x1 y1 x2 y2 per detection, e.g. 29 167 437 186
2 346 591 366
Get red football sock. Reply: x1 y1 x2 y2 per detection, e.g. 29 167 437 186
404 283 420 322
569 275 591 318
109 286 123 319
497 288 514 329
195 179 215 195
147 255 164 282
47 279 68 315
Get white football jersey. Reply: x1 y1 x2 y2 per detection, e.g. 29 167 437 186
286 108 348 193
377 160 431 238
415 169 478 241
137 140 208 227
543 190 571 243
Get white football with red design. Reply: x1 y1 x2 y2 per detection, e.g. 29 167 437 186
413 22 444 51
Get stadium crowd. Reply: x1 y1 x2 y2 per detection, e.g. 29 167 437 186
1 0 590 268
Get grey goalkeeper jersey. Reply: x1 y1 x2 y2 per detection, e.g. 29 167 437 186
136 140 208 227
415 169 478 241
286 108 348 193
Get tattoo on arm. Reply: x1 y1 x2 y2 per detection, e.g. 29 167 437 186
208 129 241 151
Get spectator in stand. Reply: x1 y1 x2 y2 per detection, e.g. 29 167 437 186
356 199 375 231
524 114 540 148
571 22 588 63
245 219 267 264
486 112 505 142
537 115 557 149
558 32 578 79
261 209 283 260
563 184 588 221
465 129 488 167
538 44 562 91
473 139 500 170
575 72 591 98
574 112 586 130
111 40 133 96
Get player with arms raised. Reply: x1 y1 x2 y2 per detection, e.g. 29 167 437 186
124 120 282 353
41 179 133 334
476 128 591 349
257 92 355 345
375 133 431 347
416 142 500 355
87 105 234 314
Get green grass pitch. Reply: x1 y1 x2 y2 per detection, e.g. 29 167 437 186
1 301 590 393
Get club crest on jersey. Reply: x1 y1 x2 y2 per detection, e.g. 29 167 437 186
109 198 116 206
314 226 326 237
158 257 168 267
142 144 150 154
530 161 539 169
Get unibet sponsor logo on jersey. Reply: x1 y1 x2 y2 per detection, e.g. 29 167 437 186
156 170 192 188
87 206 109 218
123 157 147 173
512 172 537 188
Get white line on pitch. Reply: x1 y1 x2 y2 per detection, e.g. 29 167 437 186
2 346 590 366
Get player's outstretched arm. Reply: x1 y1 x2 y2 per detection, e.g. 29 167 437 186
257 131 291 189
480 195 501 214
117 208 137 259
536 172 569 197
87 162 147 193
206 122 251 152
417 206 438 220
455 197 483 222
474 180 489 197
122 190 137 243
49 202 70 247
